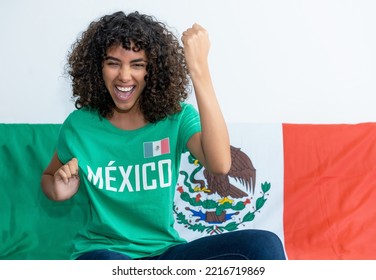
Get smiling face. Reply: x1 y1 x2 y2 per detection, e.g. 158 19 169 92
102 44 148 117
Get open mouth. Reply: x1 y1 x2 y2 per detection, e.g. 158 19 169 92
114 85 135 101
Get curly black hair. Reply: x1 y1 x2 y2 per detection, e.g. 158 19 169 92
66 11 190 123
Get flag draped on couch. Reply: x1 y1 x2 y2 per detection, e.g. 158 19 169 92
2 122 376 259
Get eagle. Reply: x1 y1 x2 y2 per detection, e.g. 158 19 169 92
187 145 256 199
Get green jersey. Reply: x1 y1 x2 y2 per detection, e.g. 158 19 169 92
57 103 201 259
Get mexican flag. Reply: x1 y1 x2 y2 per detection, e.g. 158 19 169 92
2 122 376 260
174 122 376 260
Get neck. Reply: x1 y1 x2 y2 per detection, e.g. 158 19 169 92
108 109 148 130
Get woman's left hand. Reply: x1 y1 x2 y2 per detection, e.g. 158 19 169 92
181 23 210 77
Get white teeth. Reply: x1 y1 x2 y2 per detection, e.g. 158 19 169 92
116 86 133 92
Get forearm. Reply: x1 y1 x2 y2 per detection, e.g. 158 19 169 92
182 23 231 174
191 67 231 174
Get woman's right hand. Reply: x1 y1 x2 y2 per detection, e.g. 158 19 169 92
53 158 80 197
41 154 80 201
54 158 79 185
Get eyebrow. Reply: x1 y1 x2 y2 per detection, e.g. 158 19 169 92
104 56 147 63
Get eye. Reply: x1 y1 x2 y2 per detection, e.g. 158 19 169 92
104 58 121 68
107 61 120 67
132 63 146 69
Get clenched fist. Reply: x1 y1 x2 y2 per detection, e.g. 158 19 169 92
181 23 211 77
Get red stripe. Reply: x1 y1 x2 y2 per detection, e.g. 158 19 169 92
283 123 376 259
160 138 170 154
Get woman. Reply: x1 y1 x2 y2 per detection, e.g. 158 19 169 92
41 11 285 260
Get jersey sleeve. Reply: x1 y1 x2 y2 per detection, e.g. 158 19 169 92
179 103 201 153
56 112 77 164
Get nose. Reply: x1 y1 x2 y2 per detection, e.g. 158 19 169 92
118 66 131 82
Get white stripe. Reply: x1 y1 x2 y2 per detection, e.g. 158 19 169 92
175 123 285 252
152 140 162 156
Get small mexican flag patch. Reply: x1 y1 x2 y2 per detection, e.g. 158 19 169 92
143 138 170 158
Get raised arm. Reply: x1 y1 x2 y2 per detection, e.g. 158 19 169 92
41 152 80 201
181 23 231 175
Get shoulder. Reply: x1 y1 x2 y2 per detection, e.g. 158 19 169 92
174 102 198 118
61 107 101 129
180 102 200 121
180 102 196 112
163 103 199 125
64 107 100 123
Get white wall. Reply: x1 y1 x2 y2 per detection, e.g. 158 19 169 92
1 0 375 124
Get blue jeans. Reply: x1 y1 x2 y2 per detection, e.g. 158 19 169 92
76 230 286 260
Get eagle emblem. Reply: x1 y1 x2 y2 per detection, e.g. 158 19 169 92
175 145 271 236
203 145 256 198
